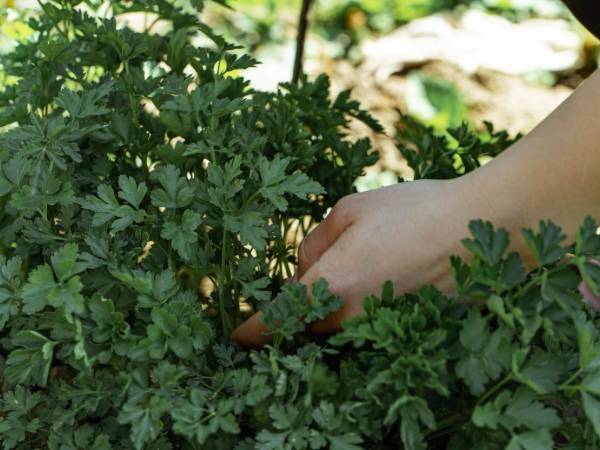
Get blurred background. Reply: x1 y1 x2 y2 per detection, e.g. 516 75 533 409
1 0 599 182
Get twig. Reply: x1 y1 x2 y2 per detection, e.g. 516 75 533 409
292 0 314 84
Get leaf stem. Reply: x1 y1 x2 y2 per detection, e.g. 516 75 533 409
476 374 512 406
559 369 583 390
218 230 233 334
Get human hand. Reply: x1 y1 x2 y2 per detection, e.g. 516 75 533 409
232 178 486 347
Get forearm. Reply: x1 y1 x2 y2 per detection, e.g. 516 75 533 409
456 69 600 265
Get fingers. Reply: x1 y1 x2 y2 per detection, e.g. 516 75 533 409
231 312 272 348
301 235 365 335
298 195 357 277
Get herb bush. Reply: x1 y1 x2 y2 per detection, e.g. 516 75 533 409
1 1 600 449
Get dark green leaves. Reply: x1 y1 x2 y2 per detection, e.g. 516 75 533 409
171 390 240 447
80 178 147 231
459 220 527 293
161 210 202 259
456 310 512 395
522 220 568 266
258 156 324 211
472 387 561 432
463 220 510 267
21 244 85 315
0 256 23 330
4 331 56 387
117 396 170 450
0 387 44 450
150 165 195 209
56 82 113 120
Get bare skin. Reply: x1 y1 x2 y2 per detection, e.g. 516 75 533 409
232 69 600 348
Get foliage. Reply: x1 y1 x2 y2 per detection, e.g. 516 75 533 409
397 114 520 179
1 1 600 450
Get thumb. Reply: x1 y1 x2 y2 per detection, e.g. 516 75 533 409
298 196 357 277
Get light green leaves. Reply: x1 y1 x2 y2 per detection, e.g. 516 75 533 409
21 244 85 316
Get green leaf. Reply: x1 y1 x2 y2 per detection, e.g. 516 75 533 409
80 184 146 231
56 82 112 119
117 175 148 209
472 395 504 430
223 211 269 250
0 256 23 330
459 309 487 353
502 388 561 430
576 217 600 257
21 265 56 314
151 165 195 209
161 210 203 259
583 392 600 438
456 354 488 396
21 244 85 316
50 242 80 282
4 331 56 387
474 388 560 433
462 220 510 267
258 156 324 211
521 221 567 266
583 371 600 396
506 429 554 450
118 396 169 450
513 351 564 394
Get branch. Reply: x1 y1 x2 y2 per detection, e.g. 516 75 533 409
292 0 314 85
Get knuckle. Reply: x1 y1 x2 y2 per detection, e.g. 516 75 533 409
298 238 309 263
331 194 358 221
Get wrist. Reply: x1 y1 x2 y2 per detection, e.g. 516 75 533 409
449 168 538 268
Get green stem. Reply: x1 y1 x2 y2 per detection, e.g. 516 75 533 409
218 230 233 334
559 369 583 390
477 374 512 406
